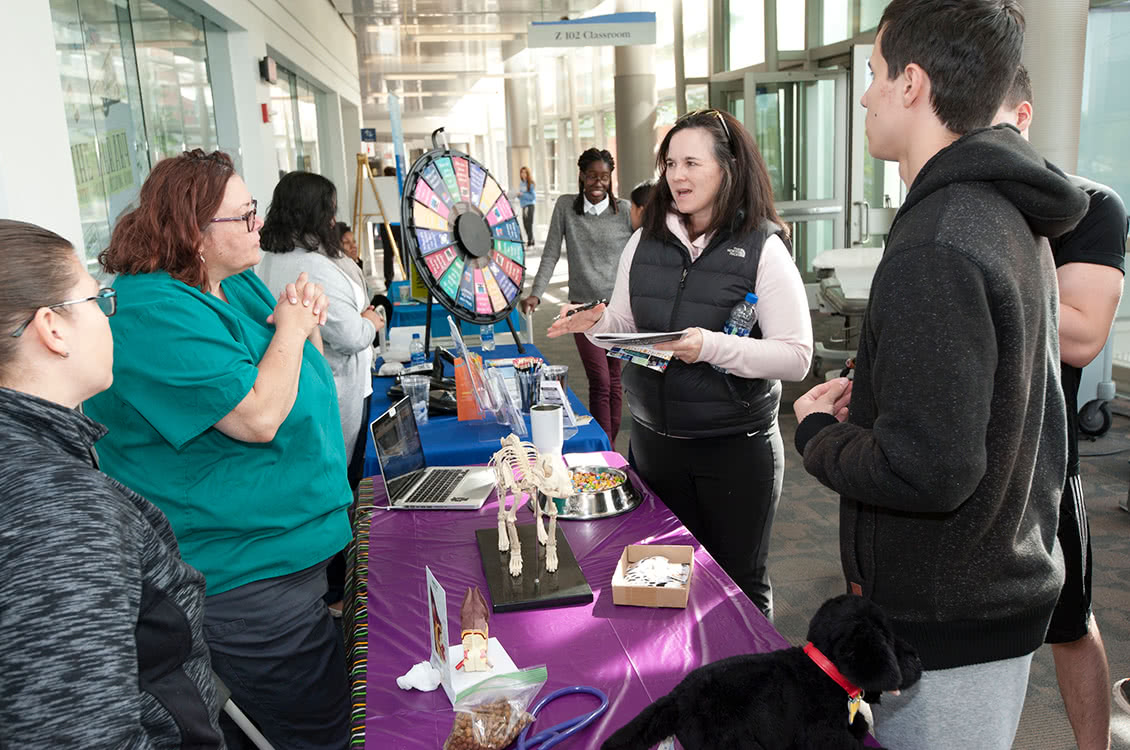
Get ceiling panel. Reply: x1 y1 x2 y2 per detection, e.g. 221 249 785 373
348 0 606 139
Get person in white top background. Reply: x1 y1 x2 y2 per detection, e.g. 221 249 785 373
548 109 812 619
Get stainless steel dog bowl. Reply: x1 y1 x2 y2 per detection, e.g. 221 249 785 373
529 465 642 520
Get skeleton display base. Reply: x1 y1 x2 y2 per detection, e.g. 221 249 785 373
475 523 592 613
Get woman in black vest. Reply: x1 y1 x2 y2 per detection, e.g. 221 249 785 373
547 110 813 619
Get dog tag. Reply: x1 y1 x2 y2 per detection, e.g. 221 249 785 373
658 738 676 750
847 694 861 724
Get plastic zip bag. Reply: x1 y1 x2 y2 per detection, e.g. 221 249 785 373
442 666 548 750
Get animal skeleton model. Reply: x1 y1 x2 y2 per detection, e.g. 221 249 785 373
489 434 575 576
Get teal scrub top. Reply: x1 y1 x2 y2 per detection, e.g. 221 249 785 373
86 270 352 595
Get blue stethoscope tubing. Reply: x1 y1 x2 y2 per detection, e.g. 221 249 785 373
516 685 609 750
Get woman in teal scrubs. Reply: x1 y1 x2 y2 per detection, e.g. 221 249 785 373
86 150 352 750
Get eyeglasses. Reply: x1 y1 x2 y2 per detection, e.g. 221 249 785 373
9 287 117 338
210 199 258 233
676 108 734 152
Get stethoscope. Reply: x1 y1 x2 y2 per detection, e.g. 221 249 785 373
515 685 609 750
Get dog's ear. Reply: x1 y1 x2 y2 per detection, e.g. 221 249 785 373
835 619 908 692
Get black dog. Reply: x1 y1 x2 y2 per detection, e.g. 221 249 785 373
601 595 922 750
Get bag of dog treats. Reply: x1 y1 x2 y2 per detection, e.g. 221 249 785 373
442 666 547 750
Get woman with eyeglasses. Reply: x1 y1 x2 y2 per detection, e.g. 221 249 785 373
85 150 352 749
0 220 223 747
521 148 634 444
548 110 813 620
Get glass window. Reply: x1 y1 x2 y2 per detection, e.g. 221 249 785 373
130 0 217 163
269 69 299 175
538 54 557 114
576 48 594 108
778 1 806 51
683 0 709 78
556 56 569 114
579 114 596 152
791 219 837 281
724 91 745 127
1082 6 1130 378
820 0 851 46
543 121 558 192
860 0 884 33
753 84 786 199
295 77 320 173
728 0 765 70
686 83 708 112
269 65 321 176
601 47 614 105
51 0 150 271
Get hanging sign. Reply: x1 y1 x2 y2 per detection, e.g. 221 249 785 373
528 12 656 48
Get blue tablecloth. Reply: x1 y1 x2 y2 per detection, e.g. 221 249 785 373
364 343 611 475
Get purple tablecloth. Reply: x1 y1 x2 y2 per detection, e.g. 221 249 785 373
358 451 795 748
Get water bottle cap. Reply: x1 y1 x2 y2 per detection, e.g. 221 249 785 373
745 293 758 304
412 333 420 339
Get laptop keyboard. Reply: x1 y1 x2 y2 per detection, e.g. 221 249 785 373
401 469 470 505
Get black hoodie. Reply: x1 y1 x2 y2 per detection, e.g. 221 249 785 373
796 125 1088 670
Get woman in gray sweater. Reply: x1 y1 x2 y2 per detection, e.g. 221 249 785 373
520 148 634 443
0 220 222 747
257 172 385 490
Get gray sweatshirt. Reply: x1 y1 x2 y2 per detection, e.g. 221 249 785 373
529 194 633 301
0 387 223 748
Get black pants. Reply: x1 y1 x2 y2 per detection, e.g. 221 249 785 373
377 223 396 287
630 418 783 619
522 204 535 246
205 560 349 750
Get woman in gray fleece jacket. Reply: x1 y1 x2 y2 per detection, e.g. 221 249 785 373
0 220 222 748
257 172 385 490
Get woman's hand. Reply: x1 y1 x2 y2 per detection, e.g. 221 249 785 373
655 328 703 363
361 305 384 328
267 272 327 335
546 303 605 338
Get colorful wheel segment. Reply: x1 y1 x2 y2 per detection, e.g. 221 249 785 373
401 149 526 325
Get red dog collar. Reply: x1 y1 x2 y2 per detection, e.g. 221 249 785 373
804 642 863 723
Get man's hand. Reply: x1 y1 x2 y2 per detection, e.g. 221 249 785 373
794 378 852 424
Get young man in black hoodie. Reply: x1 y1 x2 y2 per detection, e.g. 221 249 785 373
792 1 1089 748
995 65 1127 750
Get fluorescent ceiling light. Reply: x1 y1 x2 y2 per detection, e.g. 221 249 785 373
382 73 460 80
411 33 517 42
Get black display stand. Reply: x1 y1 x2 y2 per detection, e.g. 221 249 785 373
475 524 593 613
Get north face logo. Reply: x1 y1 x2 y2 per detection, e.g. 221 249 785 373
727 247 746 258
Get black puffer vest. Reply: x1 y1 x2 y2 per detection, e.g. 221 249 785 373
623 219 787 438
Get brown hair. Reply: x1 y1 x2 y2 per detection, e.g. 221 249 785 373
642 109 785 243
99 149 235 290
0 220 80 379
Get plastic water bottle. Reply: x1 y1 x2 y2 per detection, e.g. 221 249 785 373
712 293 758 373
409 333 425 367
480 324 496 351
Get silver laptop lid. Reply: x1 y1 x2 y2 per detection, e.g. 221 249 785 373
370 397 427 501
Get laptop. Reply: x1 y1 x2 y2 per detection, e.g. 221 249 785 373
369 396 496 510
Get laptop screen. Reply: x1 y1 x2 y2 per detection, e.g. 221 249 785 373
370 397 427 497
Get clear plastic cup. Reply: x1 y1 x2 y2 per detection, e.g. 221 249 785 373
539 365 568 399
401 374 431 425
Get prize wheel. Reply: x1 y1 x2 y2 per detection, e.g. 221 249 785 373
400 129 526 326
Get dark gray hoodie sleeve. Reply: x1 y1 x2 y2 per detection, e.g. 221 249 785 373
802 244 997 512
0 480 159 749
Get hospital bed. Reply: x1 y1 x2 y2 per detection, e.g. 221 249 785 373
808 247 882 379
